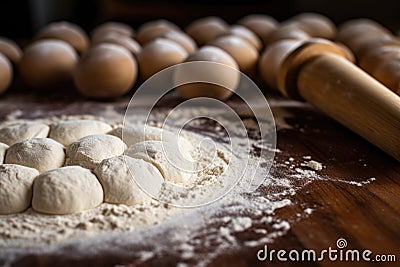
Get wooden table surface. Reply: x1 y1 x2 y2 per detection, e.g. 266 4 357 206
0 88 399 267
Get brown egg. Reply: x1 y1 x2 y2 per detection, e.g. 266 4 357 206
288 13 337 39
372 56 400 93
266 25 311 45
343 31 392 56
209 35 258 76
338 18 390 38
185 16 229 45
359 46 400 74
237 14 278 45
174 46 239 100
356 37 400 60
337 19 392 53
35 21 89 54
0 53 12 94
137 38 187 81
155 31 197 53
0 37 22 64
259 39 305 89
74 43 137 98
92 32 141 57
136 20 180 45
19 39 78 88
91 22 134 43
218 25 262 51
335 42 355 63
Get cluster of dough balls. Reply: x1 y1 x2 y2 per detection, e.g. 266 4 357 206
0 119 194 215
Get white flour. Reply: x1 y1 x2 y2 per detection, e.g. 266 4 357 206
0 96 377 266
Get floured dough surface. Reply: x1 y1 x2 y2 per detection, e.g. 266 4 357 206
5 138 65 173
0 142 8 164
0 113 235 253
0 122 50 146
125 140 195 184
0 164 39 214
66 134 127 169
49 120 112 146
109 125 193 159
32 166 104 215
94 155 164 205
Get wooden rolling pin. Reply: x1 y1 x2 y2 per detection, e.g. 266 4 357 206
272 40 400 160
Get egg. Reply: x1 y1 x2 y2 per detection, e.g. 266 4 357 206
185 16 229 45
338 19 391 38
259 39 305 89
359 46 400 74
372 56 400 93
153 31 197 53
335 42 355 63
266 25 311 45
135 19 180 45
91 22 134 43
209 35 258 76
19 39 78 88
35 21 89 54
92 32 141 57
356 37 400 60
237 14 278 45
337 19 392 53
137 38 187 81
0 53 12 94
174 46 239 100
74 43 137 98
288 13 337 39
0 37 22 64
218 25 262 51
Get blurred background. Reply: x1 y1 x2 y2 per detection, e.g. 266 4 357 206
1 0 399 39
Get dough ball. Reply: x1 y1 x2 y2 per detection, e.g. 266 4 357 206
66 134 127 170
108 125 193 159
94 155 164 205
0 142 8 164
0 122 50 146
5 138 65 173
49 119 112 146
0 164 39 214
32 166 103 215
125 141 194 184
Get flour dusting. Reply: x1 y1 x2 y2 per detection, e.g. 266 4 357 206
0 96 378 266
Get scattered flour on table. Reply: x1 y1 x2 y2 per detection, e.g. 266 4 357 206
0 97 378 266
